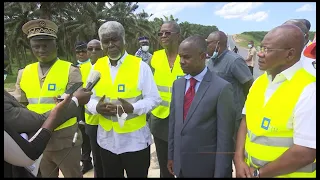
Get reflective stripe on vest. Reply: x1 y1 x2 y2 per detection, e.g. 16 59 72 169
157 85 172 93
93 55 146 133
244 150 316 172
245 69 316 177
247 130 293 148
99 95 142 122
20 59 77 131
151 49 184 119
28 97 56 104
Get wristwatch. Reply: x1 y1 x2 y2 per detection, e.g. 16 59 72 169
253 168 260 178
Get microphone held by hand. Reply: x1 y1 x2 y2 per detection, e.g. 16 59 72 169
86 70 101 91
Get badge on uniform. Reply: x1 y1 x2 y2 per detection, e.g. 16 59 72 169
261 117 271 130
48 83 56 91
118 84 125 92
176 75 183 79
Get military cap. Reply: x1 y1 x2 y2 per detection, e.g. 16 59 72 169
138 36 149 43
22 19 58 39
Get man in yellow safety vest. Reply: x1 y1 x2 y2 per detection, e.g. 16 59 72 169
234 25 316 178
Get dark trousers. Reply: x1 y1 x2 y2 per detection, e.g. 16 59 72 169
78 124 92 164
99 145 150 178
154 136 175 178
248 66 253 75
85 124 103 178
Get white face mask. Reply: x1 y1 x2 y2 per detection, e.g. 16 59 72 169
109 53 122 61
117 105 128 127
141 45 149 52
248 44 253 48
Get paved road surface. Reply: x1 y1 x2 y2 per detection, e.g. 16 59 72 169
228 35 264 79
228 35 248 58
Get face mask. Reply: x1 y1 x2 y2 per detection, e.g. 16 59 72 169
141 45 149 52
109 53 122 61
248 44 252 48
211 52 218 59
117 105 128 127
4 74 7 81
210 42 220 60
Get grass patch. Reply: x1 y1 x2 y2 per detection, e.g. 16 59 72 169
234 34 262 48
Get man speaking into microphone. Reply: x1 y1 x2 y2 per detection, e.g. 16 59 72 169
86 21 161 178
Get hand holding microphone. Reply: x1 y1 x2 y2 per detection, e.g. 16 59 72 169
71 70 101 105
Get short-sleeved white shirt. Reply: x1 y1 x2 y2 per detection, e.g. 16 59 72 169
242 61 316 149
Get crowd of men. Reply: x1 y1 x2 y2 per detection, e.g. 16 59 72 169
4 16 316 178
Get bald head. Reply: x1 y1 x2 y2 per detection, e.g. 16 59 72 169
181 35 207 54
266 24 305 58
208 31 228 46
283 19 308 35
88 39 101 46
298 19 311 31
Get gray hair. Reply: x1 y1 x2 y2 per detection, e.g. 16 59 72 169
163 21 181 33
98 21 126 44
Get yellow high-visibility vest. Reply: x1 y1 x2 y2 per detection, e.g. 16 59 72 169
245 69 316 177
79 60 99 125
151 49 184 119
93 55 146 133
20 59 77 131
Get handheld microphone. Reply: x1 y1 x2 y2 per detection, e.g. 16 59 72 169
85 70 101 91
72 132 78 146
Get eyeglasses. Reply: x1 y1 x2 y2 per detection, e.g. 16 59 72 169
76 50 87 54
260 47 291 54
312 61 316 69
158 31 178 37
87 47 102 52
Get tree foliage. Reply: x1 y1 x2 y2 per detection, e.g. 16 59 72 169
4 2 219 71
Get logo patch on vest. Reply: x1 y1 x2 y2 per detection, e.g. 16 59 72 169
118 84 125 92
48 84 56 91
176 75 183 79
261 117 271 130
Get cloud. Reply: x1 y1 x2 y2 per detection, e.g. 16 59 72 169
138 2 205 21
296 4 315 12
242 11 268 22
215 2 268 22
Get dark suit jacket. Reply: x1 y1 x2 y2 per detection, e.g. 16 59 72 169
168 69 236 178
4 90 82 150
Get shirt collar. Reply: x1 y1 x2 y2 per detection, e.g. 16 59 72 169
77 59 91 65
108 51 128 67
267 61 302 83
185 67 208 82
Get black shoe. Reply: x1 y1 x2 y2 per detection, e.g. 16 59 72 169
81 162 93 174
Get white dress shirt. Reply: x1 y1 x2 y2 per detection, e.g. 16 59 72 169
242 61 316 149
86 51 161 154
301 40 316 77
184 67 208 94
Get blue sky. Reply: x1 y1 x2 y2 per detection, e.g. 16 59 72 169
136 2 316 35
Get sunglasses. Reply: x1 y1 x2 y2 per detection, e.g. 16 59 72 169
76 50 87 54
158 31 178 37
87 47 102 52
